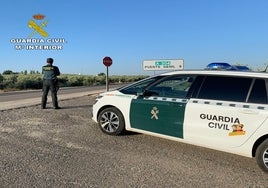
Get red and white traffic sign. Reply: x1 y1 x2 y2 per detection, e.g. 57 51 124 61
103 56 113 67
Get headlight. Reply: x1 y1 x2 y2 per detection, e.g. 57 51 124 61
93 95 103 105
96 95 103 99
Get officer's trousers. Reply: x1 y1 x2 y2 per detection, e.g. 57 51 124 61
41 79 59 108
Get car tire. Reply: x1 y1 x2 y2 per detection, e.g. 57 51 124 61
256 139 268 172
97 107 125 135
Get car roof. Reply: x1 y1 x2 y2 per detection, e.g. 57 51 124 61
160 70 268 78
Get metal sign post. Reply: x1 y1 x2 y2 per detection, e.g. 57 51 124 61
106 66 109 91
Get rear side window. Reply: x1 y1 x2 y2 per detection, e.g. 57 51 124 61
248 79 268 104
197 76 252 102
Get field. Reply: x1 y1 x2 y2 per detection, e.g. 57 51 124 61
0 73 148 91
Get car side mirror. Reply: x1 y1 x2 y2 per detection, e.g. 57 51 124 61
138 90 159 98
137 92 144 98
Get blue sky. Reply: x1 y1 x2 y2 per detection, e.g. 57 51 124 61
1 0 268 75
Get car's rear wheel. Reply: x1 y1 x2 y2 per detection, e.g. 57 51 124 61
256 139 268 172
97 107 125 135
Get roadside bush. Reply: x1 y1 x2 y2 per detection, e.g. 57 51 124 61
16 74 42 89
0 74 3 89
2 74 18 89
93 75 106 86
66 75 85 86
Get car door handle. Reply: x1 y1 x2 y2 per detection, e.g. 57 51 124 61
238 109 259 115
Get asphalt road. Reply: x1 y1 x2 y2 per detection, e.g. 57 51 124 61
0 88 268 187
0 85 113 102
0 85 122 111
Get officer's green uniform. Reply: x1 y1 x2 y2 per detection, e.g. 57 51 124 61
41 58 61 109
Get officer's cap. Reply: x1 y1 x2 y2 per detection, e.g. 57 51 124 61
47 58 54 64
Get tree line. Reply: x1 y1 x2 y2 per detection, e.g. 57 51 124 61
0 70 148 91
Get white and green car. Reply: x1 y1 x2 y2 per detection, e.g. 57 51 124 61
92 70 268 172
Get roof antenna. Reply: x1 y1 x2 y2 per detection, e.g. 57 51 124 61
264 65 268 72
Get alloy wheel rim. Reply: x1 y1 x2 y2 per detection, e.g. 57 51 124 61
263 148 268 168
100 111 119 133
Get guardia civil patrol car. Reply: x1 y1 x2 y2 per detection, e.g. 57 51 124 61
92 70 268 172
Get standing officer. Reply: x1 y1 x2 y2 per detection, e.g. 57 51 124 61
41 58 61 109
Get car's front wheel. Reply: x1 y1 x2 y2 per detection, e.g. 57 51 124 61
97 107 125 135
256 139 268 172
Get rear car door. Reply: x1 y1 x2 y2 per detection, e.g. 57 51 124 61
184 76 268 148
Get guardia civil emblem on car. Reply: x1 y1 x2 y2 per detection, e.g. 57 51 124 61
151 107 159 120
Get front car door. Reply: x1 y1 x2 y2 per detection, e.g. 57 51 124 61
129 75 196 138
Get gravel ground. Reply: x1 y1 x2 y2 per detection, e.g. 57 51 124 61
0 95 268 187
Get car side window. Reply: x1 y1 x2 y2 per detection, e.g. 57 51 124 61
197 76 252 102
120 76 164 95
248 79 268 104
145 75 196 98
